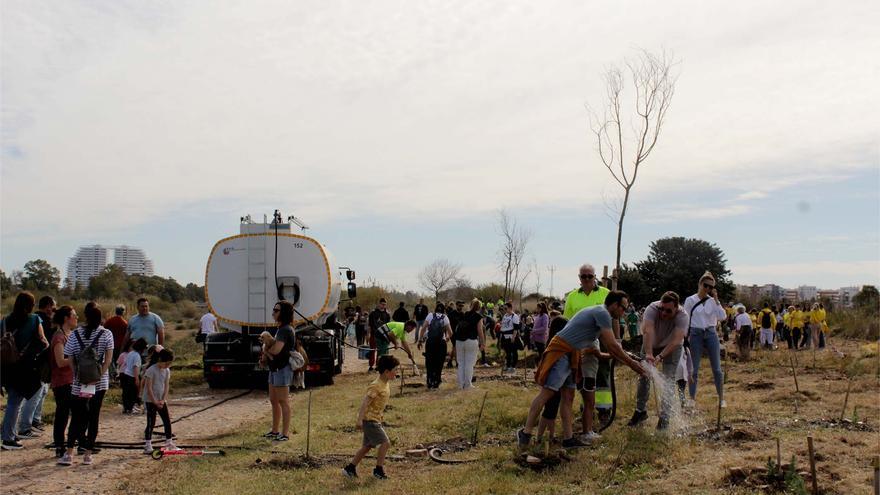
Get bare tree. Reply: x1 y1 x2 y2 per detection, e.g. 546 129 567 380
418 259 462 299
588 48 679 273
496 209 532 302
531 257 542 298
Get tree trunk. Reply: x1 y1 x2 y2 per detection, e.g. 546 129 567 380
615 186 632 274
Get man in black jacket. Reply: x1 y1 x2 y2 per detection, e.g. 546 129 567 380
368 299 391 372
392 302 409 323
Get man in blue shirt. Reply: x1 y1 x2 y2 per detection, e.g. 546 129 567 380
125 298 165 348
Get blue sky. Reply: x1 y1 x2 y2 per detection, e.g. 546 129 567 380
2 1 878 293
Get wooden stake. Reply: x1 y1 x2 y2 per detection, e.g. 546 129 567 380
807 436 818 495
472 391 489 444
306 390 312 458
872 455 879 495
400 369 405 396
840 378 852 422
790 354 800 393
723 349 729 384
716 397 722 431
812 346 817 369
776 437 781 468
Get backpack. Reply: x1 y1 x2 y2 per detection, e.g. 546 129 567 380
761 311 772 329
0 319 21 366
425 313 447 345
73 329 105 384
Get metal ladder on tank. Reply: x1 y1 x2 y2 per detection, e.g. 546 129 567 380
246 234 267 326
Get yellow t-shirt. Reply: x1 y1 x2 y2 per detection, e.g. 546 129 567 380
563 286 610 319
809 309 826 324
790 310 805 329
363 378 391 423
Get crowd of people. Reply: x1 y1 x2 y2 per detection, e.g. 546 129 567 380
1 265 835 479
1 293 177 465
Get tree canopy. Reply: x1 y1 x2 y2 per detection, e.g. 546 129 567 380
21 259 61 291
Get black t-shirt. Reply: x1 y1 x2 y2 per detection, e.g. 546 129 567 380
369 309 390 332
548 316 568 341
269 325 296 371
447 310 462 336
455 311 482 341
413 304 429 320
392 307 409 322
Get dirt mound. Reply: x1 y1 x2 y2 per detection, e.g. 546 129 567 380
809 418 875 432
514 450 574 471
253 455 332 470
697 424 768 443
745 380 775 390
722 464 840 494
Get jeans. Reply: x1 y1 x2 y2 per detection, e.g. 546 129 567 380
636 346 683 419
688 326 724 401
67 390 106 451
503 339 518 369
455 339 480 389
424 341 447 389
52 385 73 449
1 388 26 442
414 320 425 343
145 402 172 441
18 382 48 432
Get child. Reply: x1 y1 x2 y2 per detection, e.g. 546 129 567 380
143 349 178 454
342 355 400 480
121 338 148 414
116 341 131 379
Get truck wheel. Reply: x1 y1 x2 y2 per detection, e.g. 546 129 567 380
322 372 334 386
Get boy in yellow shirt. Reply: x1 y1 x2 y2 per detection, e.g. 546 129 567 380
343 355 400 480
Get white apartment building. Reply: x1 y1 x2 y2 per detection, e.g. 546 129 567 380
65 245 154 287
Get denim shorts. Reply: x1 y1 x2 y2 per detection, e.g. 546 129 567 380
268 365 293 387
543 355 576 392
362 420 389 447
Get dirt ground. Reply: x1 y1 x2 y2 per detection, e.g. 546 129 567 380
0 345 363 495
2 338 878 494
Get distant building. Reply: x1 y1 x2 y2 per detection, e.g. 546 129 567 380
817 289 840 306
838 286 861 308
757 284 784 301
66 245 109 288
796 285 818 302
65 245 154 287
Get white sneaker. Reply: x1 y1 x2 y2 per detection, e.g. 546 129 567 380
579 431 601 443
720 400 727 408
143 441 153 454
164 440 181 451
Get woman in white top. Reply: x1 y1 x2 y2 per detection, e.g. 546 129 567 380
682 271 727 406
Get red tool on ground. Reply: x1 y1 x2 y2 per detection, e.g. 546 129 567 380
151 448 225 460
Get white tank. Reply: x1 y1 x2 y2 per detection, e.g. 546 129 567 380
205 218 342 329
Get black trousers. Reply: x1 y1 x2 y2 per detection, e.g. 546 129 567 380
120 374 138 412
503 339 518 369
67 390 106 451
791 328 801 349
52 385 72 449
145 402 172 441
424 342 447 388
355 324 366 346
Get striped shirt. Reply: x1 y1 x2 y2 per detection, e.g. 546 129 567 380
63 326 114 396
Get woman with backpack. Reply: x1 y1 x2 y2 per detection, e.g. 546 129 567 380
59 303 113 466
49 306 77 458
1 292 48 451
418 303 452 389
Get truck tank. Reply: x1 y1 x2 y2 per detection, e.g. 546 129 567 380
202 213 348 388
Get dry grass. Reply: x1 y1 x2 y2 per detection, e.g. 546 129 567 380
120 338 879 495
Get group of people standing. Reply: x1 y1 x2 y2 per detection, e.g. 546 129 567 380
730 302 828 361
1 292 176 466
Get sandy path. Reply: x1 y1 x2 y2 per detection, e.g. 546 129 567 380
0 346 363 495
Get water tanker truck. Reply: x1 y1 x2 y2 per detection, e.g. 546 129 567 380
202 211 355 388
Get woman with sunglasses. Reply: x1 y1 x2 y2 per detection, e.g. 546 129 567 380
682 271 727 407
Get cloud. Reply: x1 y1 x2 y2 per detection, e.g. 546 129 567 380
1 0 878 245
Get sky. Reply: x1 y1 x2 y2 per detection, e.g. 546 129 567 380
2 0 879 296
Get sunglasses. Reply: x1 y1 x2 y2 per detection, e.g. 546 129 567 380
702 283 715 290
579 274 596 280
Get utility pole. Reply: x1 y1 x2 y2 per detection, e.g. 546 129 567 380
547 265 556 299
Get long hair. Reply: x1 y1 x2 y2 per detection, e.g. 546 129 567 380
276 300 294 326
83 302 102 339
53 305 75 328
7 292 36 330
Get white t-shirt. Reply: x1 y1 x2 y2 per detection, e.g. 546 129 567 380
200 313 218 335
734 313 753 330
121 350 142 378
500 313 521 337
